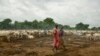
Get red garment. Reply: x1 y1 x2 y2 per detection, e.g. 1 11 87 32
53 28 59 48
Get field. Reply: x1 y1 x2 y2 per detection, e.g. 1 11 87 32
0 30 100 56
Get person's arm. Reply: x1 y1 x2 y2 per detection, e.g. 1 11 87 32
53 28 56 37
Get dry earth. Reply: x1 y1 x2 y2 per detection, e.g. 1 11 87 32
0 31 100 56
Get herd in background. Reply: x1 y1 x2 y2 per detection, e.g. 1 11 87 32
0 30 100 42
64 30 100 40
0 30 52 42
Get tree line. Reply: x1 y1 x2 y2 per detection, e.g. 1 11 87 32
0 18 100 30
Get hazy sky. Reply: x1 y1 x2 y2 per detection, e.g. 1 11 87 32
0 0 100 27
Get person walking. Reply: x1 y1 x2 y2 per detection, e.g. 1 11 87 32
53 25 60 52
59 27 66 50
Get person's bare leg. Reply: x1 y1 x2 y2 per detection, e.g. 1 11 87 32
52 46 58 53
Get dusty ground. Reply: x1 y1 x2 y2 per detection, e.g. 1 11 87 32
0 35 100 56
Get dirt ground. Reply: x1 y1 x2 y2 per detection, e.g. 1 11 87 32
0 35 100 56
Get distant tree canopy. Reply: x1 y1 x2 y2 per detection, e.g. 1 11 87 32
0 18 100 30
75 22 89 30
91 27 99 30
0 18 12 29
43 18 55 24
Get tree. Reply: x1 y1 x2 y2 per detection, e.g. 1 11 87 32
32 20 39 29
2 19 12 24
23 20 32 29
75 22 89 30
83 24 89 30
91 27 98 30
0 18 12 29
44 17 55 24
43 18 55 29
64 25 70 29
0 18 93 30
98 27 100 30
14 21 22 29
0 22 2 29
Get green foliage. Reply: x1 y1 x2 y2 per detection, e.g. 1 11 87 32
75 22 89 30
43 18 55 24
0 18 56 30
63 25 71 29
98 27 100 29
0 18 12 29
0 18 99 30
91 27 100 30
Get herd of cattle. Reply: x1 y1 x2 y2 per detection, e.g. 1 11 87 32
0 30 52 42
0 30 100 42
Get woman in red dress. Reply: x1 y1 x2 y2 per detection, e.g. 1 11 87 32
53 25 59 52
